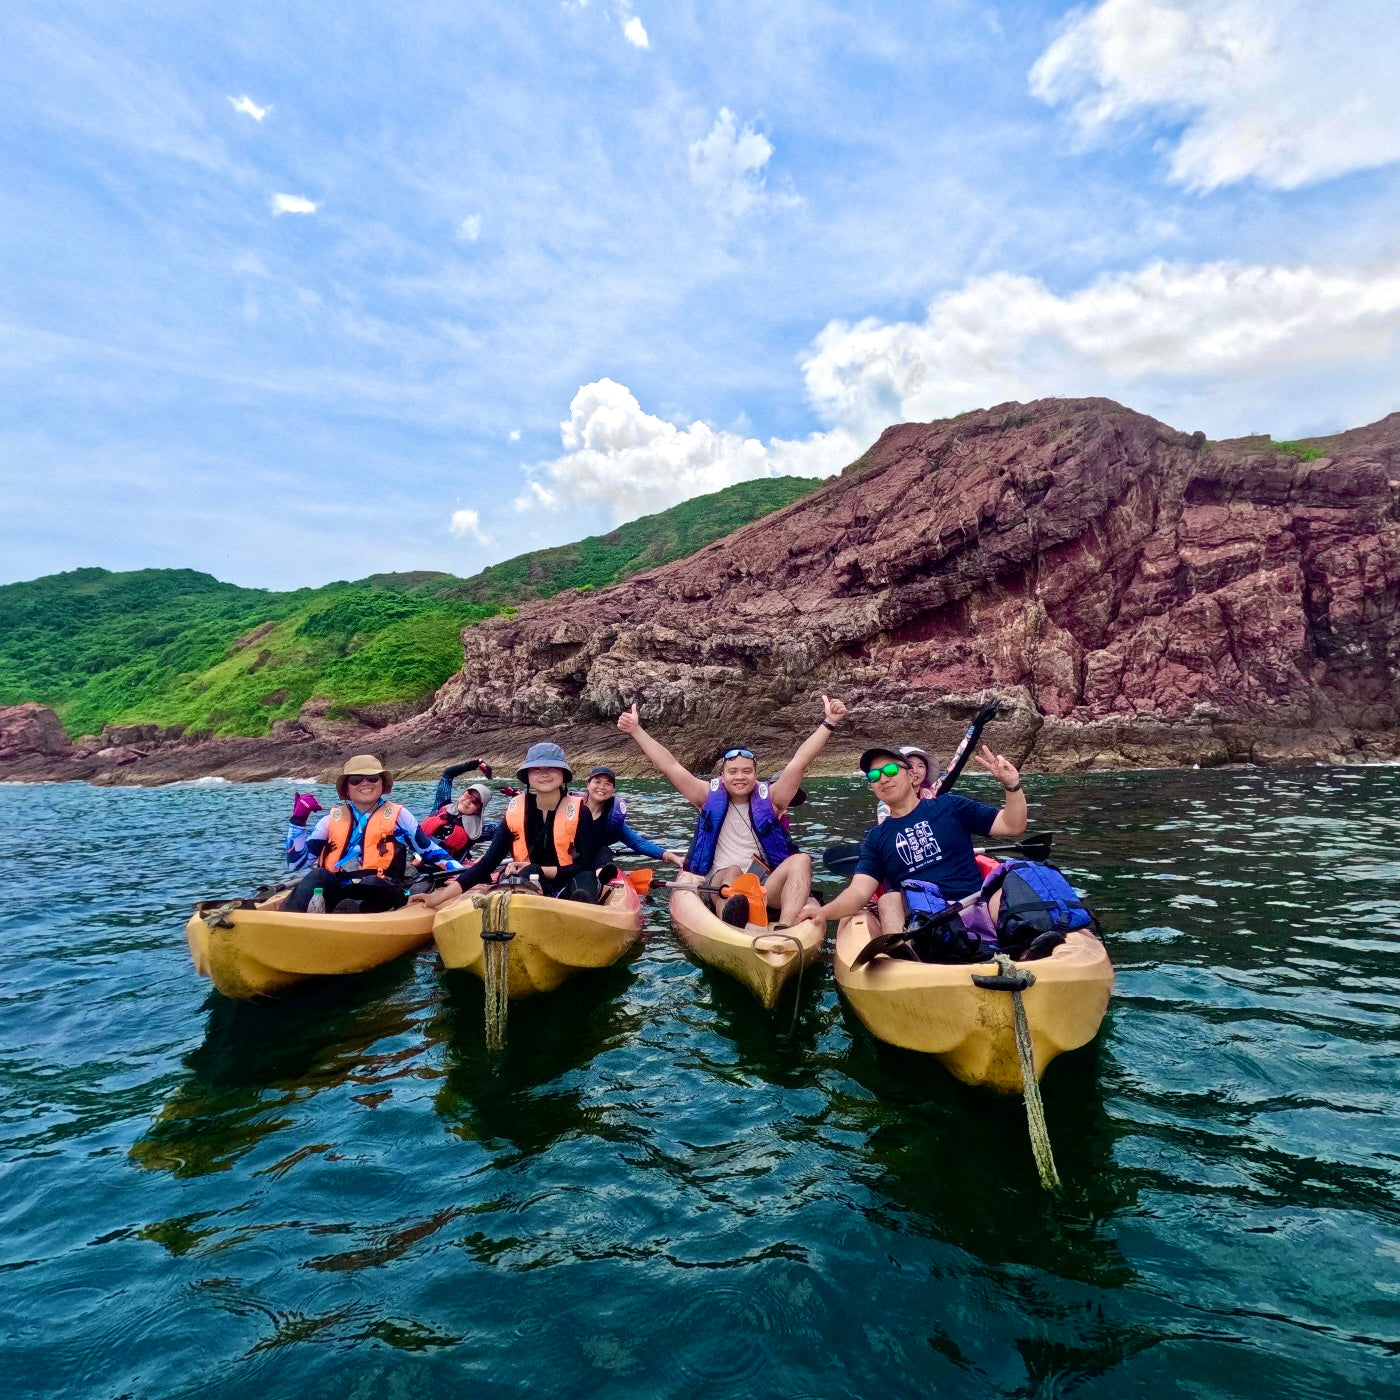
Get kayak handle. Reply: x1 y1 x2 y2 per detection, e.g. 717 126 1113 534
971 969 1036 992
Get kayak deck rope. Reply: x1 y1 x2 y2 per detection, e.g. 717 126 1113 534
752 929 806 1035
972 954 1062 1192
476 888 515 1051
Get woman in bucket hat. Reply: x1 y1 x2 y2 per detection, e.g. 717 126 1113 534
283 753 463 913
416 741 607 904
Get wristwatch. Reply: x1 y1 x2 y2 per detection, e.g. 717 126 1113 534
1003 780 1023 793
821 719 839 731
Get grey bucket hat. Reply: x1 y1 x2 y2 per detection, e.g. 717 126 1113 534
517 741 572 786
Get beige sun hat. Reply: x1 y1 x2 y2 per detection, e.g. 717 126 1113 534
336 753 394 799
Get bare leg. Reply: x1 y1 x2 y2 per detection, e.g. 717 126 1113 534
705 865 745 915
764 853 813 925
876 890 907 936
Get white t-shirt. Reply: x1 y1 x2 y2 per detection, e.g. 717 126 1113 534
712 800 761 872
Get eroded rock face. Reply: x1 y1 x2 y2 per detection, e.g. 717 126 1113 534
395 397 1400 771
0 704 73 763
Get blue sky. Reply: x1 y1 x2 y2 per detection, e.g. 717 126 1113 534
2 0 1398 589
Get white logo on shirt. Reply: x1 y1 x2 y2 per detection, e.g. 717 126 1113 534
894 821 942 869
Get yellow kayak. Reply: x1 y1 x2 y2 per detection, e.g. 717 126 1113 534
668 878 824 1009
432 878 644 998
834 911 1113 1092
184 893 435 1001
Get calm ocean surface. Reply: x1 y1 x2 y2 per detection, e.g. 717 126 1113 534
3 767 1398 1398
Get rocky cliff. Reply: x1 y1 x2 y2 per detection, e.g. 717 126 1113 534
5 396 1397 784
390 396 1400 773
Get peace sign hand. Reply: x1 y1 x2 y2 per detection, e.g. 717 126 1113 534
972 744 1020 789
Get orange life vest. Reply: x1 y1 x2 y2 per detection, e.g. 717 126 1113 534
320 801 403 876
504 793 581 866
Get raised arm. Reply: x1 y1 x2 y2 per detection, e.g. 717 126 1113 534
972 746 1028 839
617 703 709 808
770 695 848 810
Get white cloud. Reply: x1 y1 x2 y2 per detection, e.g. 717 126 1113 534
271 193 319 216
508 428 522 442
1030 0 1400 190
517 378 850 520
802 258 1400 441
449 507 492 544
229 94 268 122
457 214 482 242
623 16 649 48
689 108 775 220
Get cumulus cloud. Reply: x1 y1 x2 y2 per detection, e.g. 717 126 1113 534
506 253 1400 530
457 213 482 242
689 108 775 219
229 94 268 122
271 193 319 216
623 15 649 47
449 508 491 544
802 258 1400 440
516 378 853 521
1030 0 1400 190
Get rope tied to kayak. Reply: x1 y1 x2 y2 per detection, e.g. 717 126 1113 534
972 953 1062 1193
475 887 515 1051
751 930 806 1036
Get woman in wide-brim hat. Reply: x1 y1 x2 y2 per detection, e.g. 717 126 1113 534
335 753 395 799
282 752 460 913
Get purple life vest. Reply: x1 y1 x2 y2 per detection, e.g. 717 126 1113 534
685 780 794 876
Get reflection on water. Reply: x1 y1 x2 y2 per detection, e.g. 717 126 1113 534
2 769 1398 1398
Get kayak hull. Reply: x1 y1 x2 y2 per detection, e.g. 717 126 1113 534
834 912 1113 1092
432 880 644 998
669 879 824 1009
184 895 435 1001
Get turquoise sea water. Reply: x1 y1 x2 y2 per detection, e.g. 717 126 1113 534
3 768 1399 1398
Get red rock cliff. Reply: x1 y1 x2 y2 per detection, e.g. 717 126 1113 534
395 396 1400 771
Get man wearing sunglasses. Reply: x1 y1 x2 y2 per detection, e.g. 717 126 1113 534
617 695 848 927
283 753 463 913
801 741 1026 936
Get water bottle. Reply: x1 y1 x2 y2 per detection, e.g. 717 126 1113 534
307 886 327 914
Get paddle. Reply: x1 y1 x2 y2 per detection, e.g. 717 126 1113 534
821 831 1055 879
928 701 1002 798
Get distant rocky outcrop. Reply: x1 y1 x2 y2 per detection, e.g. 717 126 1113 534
5 397 1397 785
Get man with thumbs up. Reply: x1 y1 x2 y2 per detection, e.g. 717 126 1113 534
617 695 848 927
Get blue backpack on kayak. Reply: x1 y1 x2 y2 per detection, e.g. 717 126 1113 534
980 859 1097 959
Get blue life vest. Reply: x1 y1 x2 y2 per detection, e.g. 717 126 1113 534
598 796 629 844
685 780 794 876
982 859 1097 952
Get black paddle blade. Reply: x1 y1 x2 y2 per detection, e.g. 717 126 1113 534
822 843 864 877
979 831 1055 863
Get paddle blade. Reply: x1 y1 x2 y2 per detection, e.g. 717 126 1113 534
822 843 863 877
623 868 654 897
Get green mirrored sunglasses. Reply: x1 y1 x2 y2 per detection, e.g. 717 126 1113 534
865 762 905 782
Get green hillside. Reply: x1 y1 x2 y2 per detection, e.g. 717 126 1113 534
443 476 820 603
0 475 825 739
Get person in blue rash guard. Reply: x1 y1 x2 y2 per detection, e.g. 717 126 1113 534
283 753 462 913
580 766 684 870
802 742 1027 937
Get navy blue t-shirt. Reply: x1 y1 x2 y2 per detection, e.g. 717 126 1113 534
855 793 1000 898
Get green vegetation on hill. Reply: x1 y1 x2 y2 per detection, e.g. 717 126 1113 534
445 476 821 604
0 475 826 738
